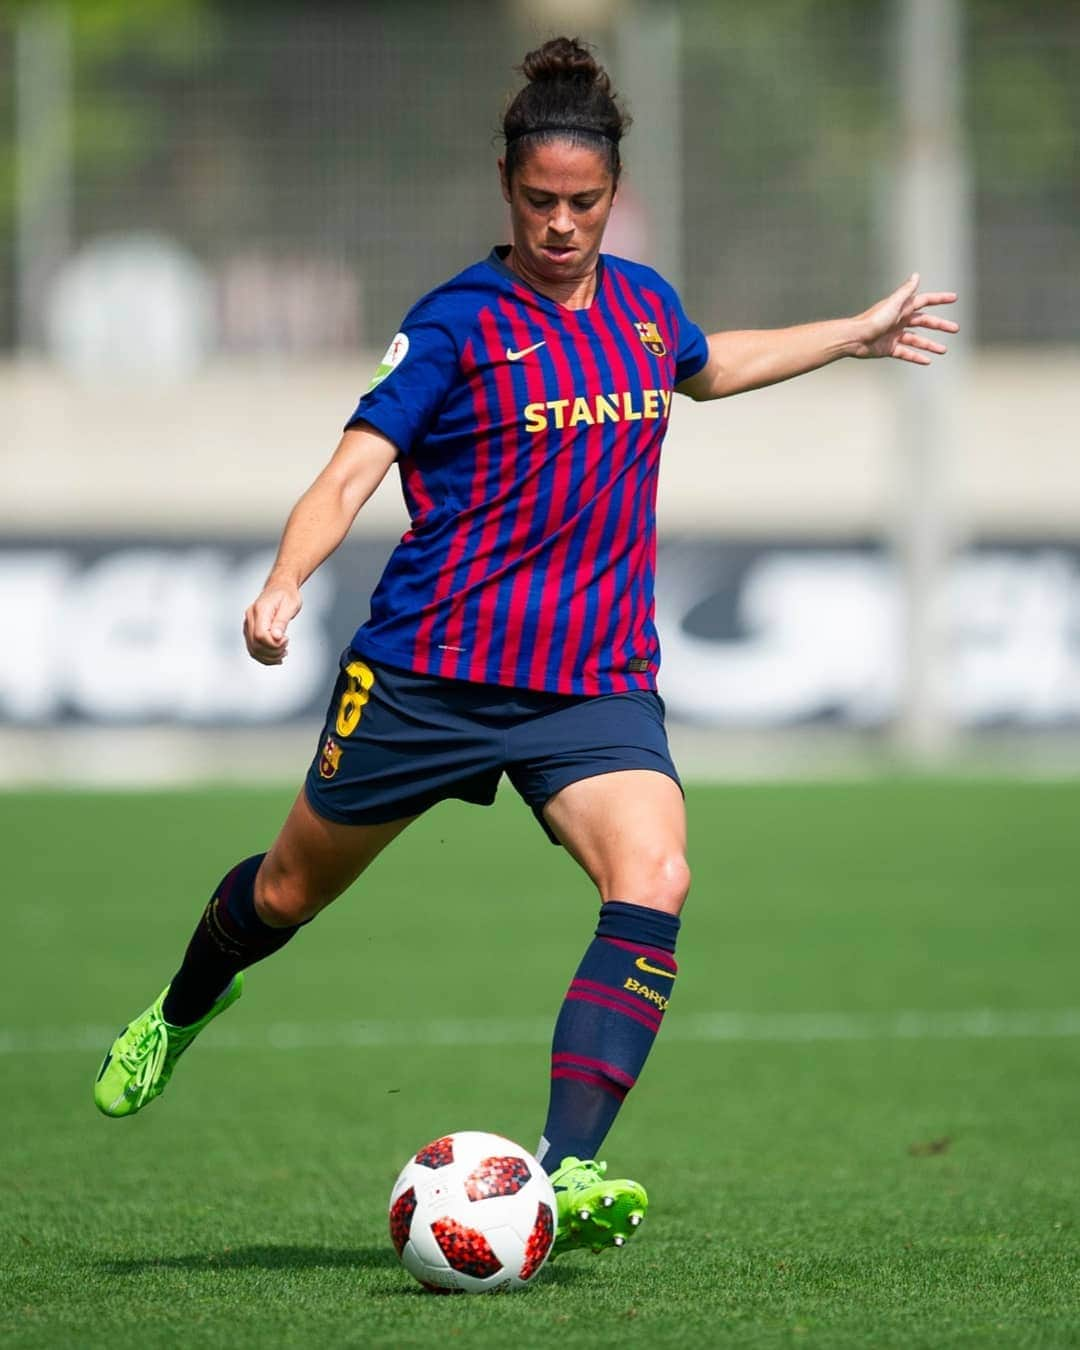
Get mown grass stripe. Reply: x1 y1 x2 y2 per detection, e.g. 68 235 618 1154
7 1007 1080 1055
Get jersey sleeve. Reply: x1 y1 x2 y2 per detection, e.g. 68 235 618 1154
344 300 460 454
669 287 709 385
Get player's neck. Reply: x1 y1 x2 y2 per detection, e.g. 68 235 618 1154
505 248 598 311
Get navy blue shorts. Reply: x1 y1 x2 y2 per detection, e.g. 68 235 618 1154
303 652 680 844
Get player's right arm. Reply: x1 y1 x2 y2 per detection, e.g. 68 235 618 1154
243 424 398 666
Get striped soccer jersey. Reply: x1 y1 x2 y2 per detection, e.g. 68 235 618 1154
345 247 708 696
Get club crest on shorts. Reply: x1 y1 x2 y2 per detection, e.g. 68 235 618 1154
634 320 666 357
318 736 343 780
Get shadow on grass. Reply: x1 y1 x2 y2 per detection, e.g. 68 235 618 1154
104 1243 591 1293
364 1262 590 1298
102 1243 400 1274
536 1262 588 1287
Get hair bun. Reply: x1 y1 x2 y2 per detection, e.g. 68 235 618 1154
502 36 628 181
521 36 611 93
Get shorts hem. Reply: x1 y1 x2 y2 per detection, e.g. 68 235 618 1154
525 760 684 845
303 780 425 828
303 779 497 828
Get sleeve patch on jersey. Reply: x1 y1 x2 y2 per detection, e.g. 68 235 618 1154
367 332 410 390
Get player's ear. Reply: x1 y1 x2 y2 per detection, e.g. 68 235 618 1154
498 157 511 204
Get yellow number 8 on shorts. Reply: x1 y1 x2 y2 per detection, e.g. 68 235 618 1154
335 660 375 737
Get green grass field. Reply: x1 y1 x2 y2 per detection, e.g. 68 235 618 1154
3 780 1079 1348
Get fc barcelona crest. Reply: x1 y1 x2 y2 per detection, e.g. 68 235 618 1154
318 736 343 780
635 320 666 357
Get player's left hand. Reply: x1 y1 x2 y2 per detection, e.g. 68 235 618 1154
850 273 959 365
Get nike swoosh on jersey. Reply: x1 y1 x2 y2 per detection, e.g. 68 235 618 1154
634 955 675 979
505 341 546 362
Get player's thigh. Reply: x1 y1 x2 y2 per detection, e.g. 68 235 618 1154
256 789 418 925
541 769 689 914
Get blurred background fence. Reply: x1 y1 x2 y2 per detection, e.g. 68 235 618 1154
1 0 1079 782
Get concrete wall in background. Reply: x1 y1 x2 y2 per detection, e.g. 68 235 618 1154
2 349 1078 540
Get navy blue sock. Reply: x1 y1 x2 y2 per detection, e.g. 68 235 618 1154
161 854 303 1026
538 900 680 1172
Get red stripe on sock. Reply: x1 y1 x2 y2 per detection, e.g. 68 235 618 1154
551 1052 637 1089
570 977 665 1028
551 1067 628 1101
598 936 678 974
565 987 662 1033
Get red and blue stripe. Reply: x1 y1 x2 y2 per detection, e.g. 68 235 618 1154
351 251 705 696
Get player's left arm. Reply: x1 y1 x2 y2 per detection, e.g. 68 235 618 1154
675 273 959 402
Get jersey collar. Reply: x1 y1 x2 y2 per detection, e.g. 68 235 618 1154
485 245 605 314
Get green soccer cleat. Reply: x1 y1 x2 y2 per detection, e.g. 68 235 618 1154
93 974 244 1118
549 1156 648 1255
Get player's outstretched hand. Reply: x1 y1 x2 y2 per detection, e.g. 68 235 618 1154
851 273 959 365
244 582 302 665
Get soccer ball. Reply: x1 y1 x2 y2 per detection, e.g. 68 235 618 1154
388 1131 557 1293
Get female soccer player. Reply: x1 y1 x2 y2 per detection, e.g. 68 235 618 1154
94 37 958 1256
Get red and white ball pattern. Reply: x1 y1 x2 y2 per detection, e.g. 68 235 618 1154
389 1131 556 1292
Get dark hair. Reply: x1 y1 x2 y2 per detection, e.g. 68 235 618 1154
502 37 630 184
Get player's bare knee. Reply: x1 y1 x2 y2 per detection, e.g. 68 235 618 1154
609 850 690 913
254 866 321 928
655 852 691 911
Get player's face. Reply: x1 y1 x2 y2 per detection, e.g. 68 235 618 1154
500 141 616 286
